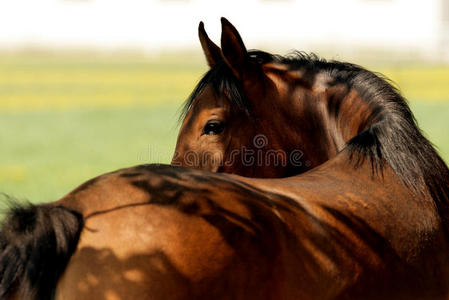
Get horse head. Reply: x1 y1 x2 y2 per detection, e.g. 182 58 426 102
172 18 374 178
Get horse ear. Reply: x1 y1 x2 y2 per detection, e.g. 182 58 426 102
199 21 222 68
220 17 248 79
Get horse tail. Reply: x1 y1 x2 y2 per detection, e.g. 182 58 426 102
0 201 83 300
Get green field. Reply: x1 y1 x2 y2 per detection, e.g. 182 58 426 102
1 53 449 204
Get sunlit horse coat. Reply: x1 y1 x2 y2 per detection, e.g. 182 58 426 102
1 18 449 300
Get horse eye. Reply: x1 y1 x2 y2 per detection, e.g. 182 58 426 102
203 121 225 135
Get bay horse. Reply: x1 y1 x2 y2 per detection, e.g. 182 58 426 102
1 18 449 300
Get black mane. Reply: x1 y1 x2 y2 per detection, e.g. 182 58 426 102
181 59 251 122
182 51 449 224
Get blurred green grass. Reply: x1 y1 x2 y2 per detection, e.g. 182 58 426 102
0 53 448 203
0 107 179 202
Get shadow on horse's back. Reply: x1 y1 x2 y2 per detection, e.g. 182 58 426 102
3 154 448 299
1 18 449 300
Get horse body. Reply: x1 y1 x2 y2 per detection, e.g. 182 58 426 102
52 151 448 299
2 18 449 299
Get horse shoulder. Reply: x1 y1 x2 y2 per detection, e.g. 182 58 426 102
55 167 284 300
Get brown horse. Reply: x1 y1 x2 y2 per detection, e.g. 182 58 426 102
1 18 449 300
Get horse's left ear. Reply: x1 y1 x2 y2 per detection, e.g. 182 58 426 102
199 21 222 68
220 17 248 80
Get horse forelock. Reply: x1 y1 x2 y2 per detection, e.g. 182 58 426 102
180 59 251 124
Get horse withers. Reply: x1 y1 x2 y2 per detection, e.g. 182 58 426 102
1 18 449 300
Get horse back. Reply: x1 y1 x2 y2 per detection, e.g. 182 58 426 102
55 163 449 299
55 165 289 299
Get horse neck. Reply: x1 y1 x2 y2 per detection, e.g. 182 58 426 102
291 73 449 220
264 82 375 170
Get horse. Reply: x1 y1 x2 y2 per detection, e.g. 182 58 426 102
1 18 449 300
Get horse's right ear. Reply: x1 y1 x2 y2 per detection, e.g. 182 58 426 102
220 17 248 80
199 21 222 68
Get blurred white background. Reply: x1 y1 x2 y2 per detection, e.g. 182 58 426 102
0 0 448 61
